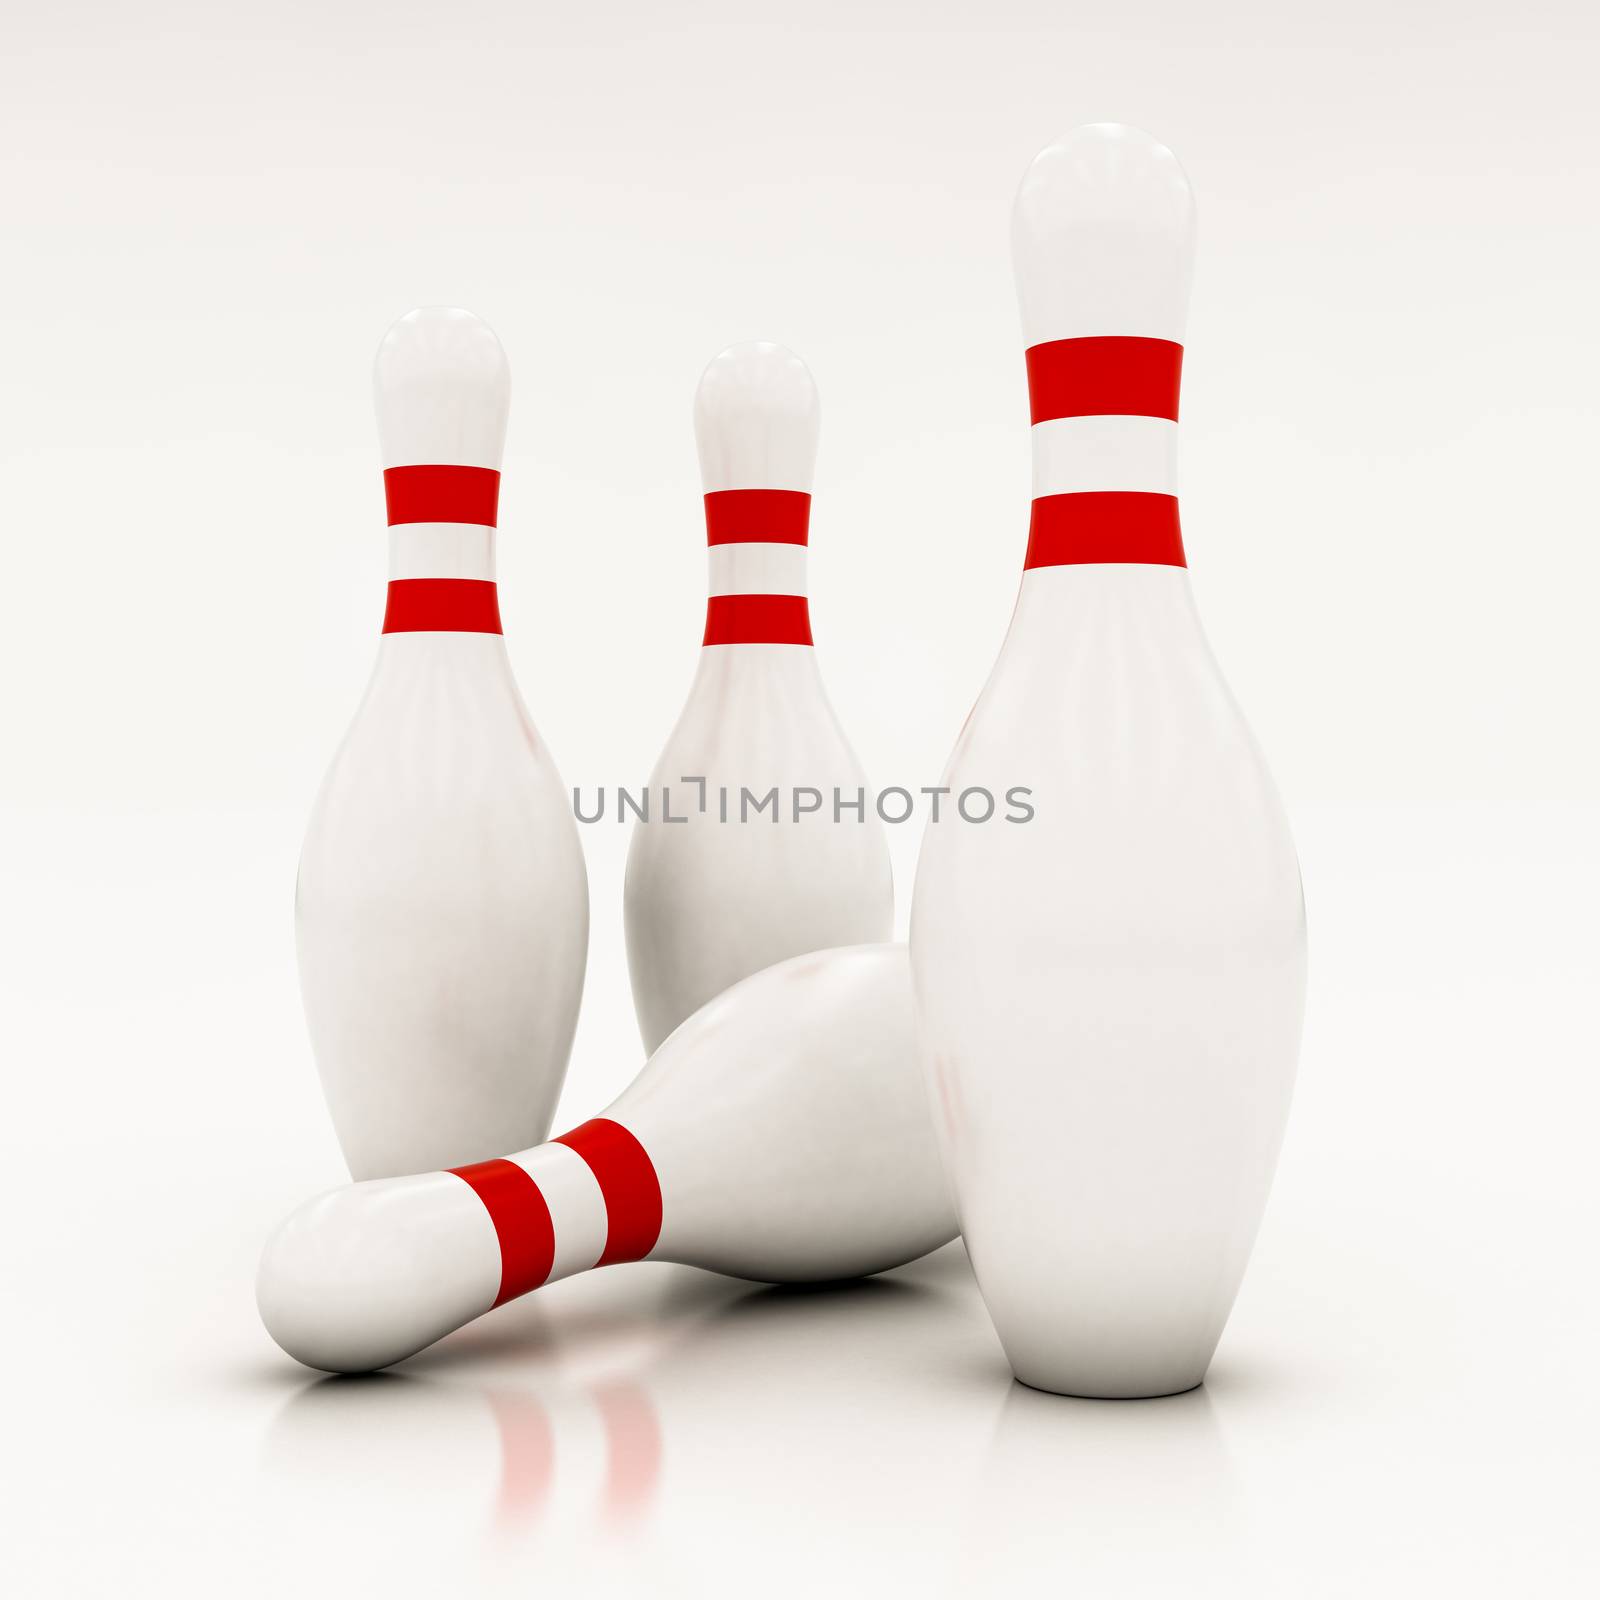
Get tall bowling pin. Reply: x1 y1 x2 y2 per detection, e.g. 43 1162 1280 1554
260 944 956 1372
624 343 893 1052
910 126 1306 1397
297 307 589 1181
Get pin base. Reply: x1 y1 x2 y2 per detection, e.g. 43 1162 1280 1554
1010 1371 1206 1401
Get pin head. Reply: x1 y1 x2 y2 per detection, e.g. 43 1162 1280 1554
694 342 819 494
1012 124 1196 348
373 307 510 471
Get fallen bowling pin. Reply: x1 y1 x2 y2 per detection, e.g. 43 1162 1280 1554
259 943 956 1373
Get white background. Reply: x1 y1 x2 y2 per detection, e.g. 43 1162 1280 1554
2 2 1597 1594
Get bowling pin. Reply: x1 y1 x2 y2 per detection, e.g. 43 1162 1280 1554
910 126 1306 1398
259 944 956 1372
297 307 588 1181
623 343 893 1052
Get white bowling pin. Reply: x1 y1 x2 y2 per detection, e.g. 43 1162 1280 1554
260 943 956 1373
910 126 1306 1398
297 307 588 1181
623 343 893 1052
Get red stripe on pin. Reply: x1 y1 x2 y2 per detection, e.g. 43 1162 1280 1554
1025 492 1186 569
703 593 813 646
448 1159 556 1306
555 1119 664 1267
1026 337 1183 424
704 490 811 546
384 464 501 527
383 578 503 634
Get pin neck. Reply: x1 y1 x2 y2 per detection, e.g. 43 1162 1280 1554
699 489 813 645
382 464 503 633
1023 336 1187 571
449 1120 663 1306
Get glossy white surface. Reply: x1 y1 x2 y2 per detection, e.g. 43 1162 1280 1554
1011 122 1194 347
513 1142 610 1281
388 522 496 580
298 309 589 1179
374 306 510 470
299 628 589 1180
706 540 808 596
261 945 955 1372
626 647 895 1050
625 344 893 1050
258 1171 501 1375
694 341 818 492
915 568 1305 1396
1031 412 1178 496
912 127 1304 1397
627 944 952 1282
